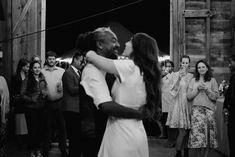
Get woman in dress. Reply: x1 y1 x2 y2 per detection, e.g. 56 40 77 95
166 55 193 157
187 60 219 157
86 32 161 157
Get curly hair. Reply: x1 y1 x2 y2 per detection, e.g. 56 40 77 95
194 59 213 82
130 33 162 118
26 60 45 92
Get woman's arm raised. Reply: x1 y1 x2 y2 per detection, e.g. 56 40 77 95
86 50 119 77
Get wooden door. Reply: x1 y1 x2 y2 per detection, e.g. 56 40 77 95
171 0 235 82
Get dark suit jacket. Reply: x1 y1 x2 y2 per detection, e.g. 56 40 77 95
11 74 26 113
224 72 235 120
62 66 80 113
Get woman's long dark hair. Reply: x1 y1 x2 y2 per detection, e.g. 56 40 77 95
194 59 213 82
16 58 29 75
26 60 44 92
130 33 162 118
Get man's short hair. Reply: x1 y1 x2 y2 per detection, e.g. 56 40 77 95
71 50 83 64
46 51 57 59
93 27 117 42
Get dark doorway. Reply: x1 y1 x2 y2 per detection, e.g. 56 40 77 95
46 0 170 57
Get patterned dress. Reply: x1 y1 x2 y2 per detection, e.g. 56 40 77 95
166 72 193 129
187 78 219 149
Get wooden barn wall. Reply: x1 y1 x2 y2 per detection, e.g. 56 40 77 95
0 0 12 84
172 0 235 83
0 0 45 85
12 0 43 73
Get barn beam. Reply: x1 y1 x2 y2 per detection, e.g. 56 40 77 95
12 0 32 35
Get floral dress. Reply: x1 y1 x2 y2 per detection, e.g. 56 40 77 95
166 71 193 129
187 78 219 149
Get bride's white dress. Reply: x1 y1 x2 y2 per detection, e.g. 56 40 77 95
98 59 149 157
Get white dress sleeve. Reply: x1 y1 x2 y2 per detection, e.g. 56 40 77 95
113 59 135 83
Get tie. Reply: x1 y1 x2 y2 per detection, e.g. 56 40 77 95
77 70 81 77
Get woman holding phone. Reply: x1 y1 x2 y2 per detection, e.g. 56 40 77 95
166 55 193 157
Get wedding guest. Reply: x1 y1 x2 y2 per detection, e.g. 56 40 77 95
11 58 30 150
166 55 193 157
187 59 219 157
162 60 178 147
41 51 67 157
223 55 235 157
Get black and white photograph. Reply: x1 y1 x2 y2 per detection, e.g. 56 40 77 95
0 0 234 157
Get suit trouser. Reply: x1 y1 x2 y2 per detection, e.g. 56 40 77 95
63 111 81 157
80 113 107 157
25 108 43 151
42 100 67 154
81 134 98 157
228 116 233 157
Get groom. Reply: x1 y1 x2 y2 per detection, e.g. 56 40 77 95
76 27 144 157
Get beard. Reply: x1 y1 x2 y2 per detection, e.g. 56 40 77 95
46 61 56 67
108 51 118 59
105 48 118 59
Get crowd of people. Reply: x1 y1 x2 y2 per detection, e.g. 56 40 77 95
0 26 234 157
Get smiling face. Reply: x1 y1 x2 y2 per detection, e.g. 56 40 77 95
197 62 208 76
32 62 41 75
95 29 120 59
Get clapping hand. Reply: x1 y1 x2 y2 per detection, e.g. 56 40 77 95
198 82 209 92
198 82 205 91
56 82 63 93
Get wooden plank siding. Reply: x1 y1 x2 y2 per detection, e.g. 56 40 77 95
0 0 45 85
232 0 235 53
172 0 234 82
0 0 12 84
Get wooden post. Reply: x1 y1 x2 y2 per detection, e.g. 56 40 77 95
40 0 46 64
0 0 12 85
232 0 235 53
171 0 181 70
11 0 45 73
206 0 211 64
